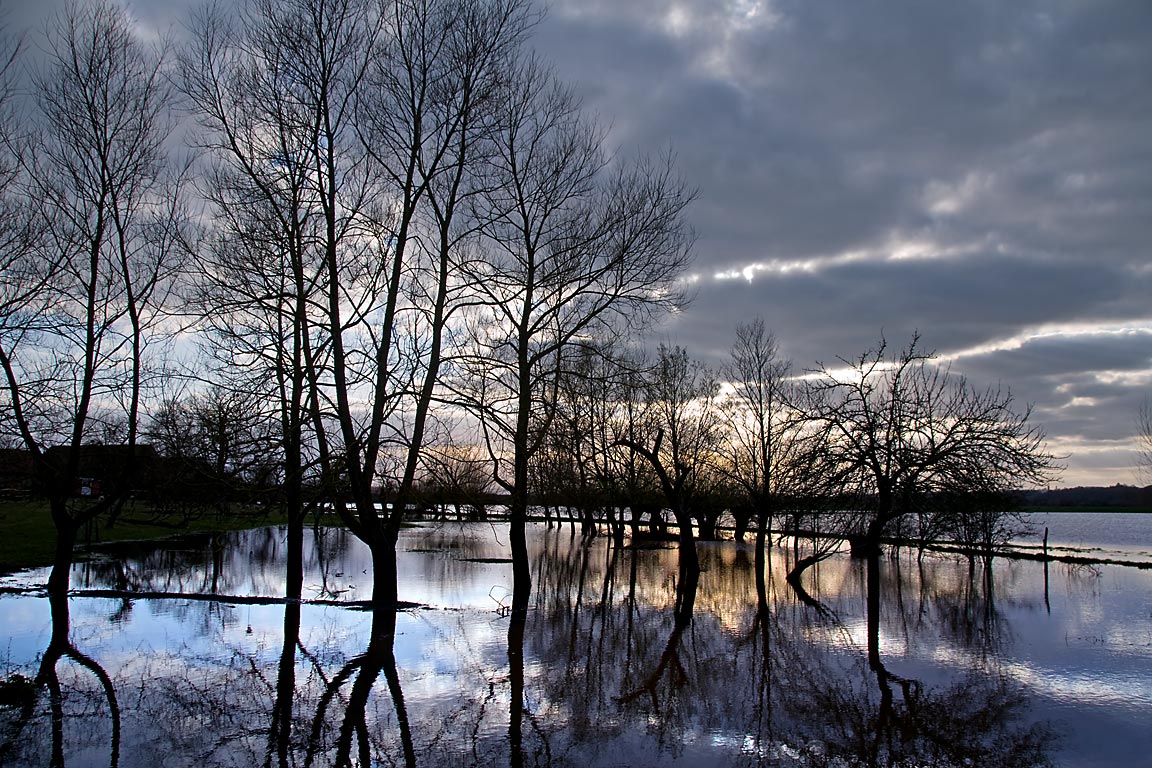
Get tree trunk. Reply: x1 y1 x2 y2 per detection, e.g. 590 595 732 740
755 508 769 614
866 553 882 669
508 487 531 614
734 510 751 544
581 505 597 539
674 507 700 577
285 513 304 603
507 603 526 768
857 483 895 557
611 506 626 544
47 509 77 597
697 512 718 541
371 528 401 609
628 504 641 539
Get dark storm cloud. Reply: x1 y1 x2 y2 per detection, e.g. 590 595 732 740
543 0 1152 266
539 0 1152 484
670 253 1150 367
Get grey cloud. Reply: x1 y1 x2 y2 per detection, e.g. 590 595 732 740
677 254 1150 365
959 337 1152 444
548 3 1151 238
958 335 1152 383
539 0 1152 484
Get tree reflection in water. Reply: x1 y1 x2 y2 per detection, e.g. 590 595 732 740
524 532 1056 767
0 524 1061 766
0 590 121 767
304 606 415 768
764 554 1057 767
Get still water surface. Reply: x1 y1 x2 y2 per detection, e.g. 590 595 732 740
1 520 1151 767
1018 510 1152 564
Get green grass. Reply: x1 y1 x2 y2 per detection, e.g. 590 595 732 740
0 500 291 576
0 501 58 576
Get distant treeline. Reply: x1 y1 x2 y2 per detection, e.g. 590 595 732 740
1016 485 1152 509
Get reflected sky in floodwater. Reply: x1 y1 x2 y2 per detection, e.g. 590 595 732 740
1017 511 1152 565
1 521 1151 767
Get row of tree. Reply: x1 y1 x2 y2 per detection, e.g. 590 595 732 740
530 327 1057 594
0 0 691 613
139 321 1058 589
0 0 1057 614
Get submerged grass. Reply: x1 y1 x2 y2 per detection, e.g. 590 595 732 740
0 500 291 577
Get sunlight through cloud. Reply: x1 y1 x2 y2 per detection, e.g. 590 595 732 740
941 322 1152 363
712 234 981 282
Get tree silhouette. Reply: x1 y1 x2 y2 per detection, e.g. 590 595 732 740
804 334 1060 557
0 0 186 595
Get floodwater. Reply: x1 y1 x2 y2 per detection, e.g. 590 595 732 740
1018 510 1152 565
1 520 1151 767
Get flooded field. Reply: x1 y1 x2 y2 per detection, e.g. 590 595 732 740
2 521 1151 767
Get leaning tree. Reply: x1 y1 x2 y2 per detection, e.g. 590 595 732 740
614 344 722 577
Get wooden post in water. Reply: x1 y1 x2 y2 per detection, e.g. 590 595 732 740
1043 526 1051 613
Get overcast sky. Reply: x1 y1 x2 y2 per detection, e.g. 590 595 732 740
9 0 1151 487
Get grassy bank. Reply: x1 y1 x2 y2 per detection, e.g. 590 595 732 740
0 500 290 576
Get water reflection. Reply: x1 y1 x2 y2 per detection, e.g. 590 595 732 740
307 607 415 768
1 590 120 767
522 538 1056 767
71 527 357 601
1 523 1149 766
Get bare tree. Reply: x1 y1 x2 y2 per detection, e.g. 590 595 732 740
459 57 694 605
180 0 380 599
354 0 535 552
721 319 790 543
183 0 535 609
0 1 185 595
615 345 721 575
539 344 671 541
310 0 534 609
417 437 493 519
144 385 280 514
719 321 858 603
608 350 665 537
720 319 833 606
547 344 629 537
804 334 1060 558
